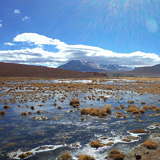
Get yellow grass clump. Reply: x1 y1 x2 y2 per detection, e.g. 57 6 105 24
53 103 57 106
57 106 62 110
60 152 72 160
0 110 6 116
141 139 157 149
26 152 33 156
4 105 10 109
18 151 33 159
70 99 80 107
126 105 144 114
114 107 121 110
120 105 124 109
155 107 160 112
81 105 111 118
115 112 128 118
108 148 125 160
143 105 157 110
90 140 105 148
129 129 149 133
141 101 146 104
37 110 41 114
21 112 27 116
78 155 95 160
19 153 28 159
127 100 134 104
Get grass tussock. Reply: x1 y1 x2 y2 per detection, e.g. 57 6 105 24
26 152 33 156
90 140 105 148
115 112 128 118
60 152 72 160
70 99 80 107
108 148 125 160
0 110 6 116
129 129 149 133
126 105 144 114
53 103 57 106
4 105 10 109
141 101 146 104
78 155 95 160
120 105 124 109
106 142 114 146
57 106 62 110
81 104 111 118
127 100 134 104
155 107 160 112
122 135 140 142
19 153 28 159
18 152 33 159
37 110 41 114
21 112 27 116
141 139 157 149
143 105 157 110
114 107 121 110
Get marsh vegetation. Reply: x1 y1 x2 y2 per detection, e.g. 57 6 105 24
0 77 159 160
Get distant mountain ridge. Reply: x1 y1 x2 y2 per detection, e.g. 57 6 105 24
58 60 133 72
99 64 132 71
58 60 105 72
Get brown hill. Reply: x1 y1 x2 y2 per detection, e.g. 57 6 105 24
131 64 160 77
0 62 106 78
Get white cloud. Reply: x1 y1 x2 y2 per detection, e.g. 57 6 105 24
14 33 67 48
4 42 15 46
14 9 21 14
59 44 160 66
22 16 29 21
1 33 160 67
0 47 67 68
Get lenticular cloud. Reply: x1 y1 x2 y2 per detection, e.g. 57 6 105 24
1 32 160 67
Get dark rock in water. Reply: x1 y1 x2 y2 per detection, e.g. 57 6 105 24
135 154 141 160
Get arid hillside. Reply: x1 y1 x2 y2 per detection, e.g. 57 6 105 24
0 62 106 78
131 64 160 77
115 64 160 77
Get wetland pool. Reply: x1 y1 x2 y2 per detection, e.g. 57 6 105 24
0 78 160 160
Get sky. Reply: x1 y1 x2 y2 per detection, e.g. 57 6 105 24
0 0 160 68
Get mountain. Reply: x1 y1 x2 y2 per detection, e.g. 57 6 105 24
58 60 105 72
131 64 160 77
99 64 133 71
0 62 106 78
58 60 133 72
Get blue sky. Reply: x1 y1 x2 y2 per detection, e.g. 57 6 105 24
0 0 160 67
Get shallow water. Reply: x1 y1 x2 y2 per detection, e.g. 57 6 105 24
0 78 159 160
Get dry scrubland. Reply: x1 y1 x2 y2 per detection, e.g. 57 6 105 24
0 77 160 160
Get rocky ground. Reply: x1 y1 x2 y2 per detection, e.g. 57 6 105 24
124 133 160 160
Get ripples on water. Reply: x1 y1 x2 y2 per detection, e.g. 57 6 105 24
0 78 159 160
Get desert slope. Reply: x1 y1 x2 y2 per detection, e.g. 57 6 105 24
0 62 106 78
131 64 160 77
